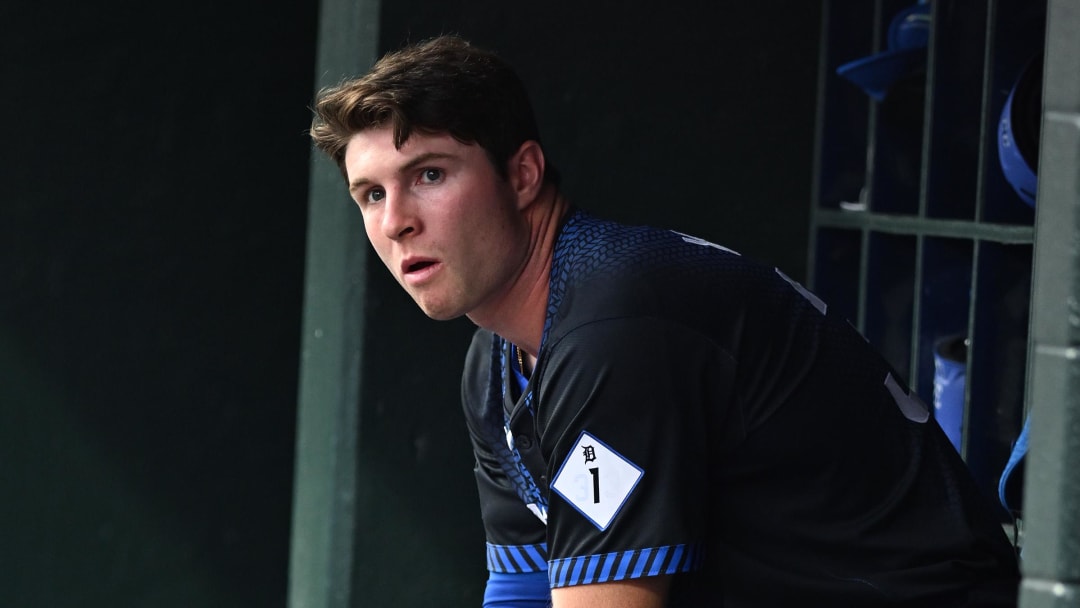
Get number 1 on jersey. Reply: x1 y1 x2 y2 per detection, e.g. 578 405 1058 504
552 431 644 531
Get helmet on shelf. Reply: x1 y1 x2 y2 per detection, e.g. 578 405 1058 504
997 54 1043 208
836 0 931 102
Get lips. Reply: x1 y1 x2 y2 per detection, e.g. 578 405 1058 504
401 256 441 285
406 260 436 273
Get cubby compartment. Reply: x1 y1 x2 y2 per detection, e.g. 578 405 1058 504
978 0 1044 226
809 0 1042 521
813 1 874 210
922 1 987 221
914 237 973 402
965 242 1031 515
864 233 916 379
811 227 862 326
868 74 925 215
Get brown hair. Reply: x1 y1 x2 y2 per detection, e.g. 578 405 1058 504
310 35 557 184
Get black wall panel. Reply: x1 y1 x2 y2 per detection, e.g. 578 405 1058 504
1 1 317 606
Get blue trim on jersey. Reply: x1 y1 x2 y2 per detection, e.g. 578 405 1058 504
548 542 703 588
483 570 550 607
543 211 586 346
480 336 548 520
486 542 549 573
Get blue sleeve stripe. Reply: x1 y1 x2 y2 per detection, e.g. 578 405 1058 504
666 543 685 572
552 556 572 587
570 556 585 586
584 553 600 583
505 546 527 572
486 543 548 573
550 557 563 586
614 549 632 580
548 542 703 588
598 552 616 582
631 547 652 578
648 545 669 576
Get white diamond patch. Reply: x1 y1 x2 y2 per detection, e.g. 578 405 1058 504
551 431 643 531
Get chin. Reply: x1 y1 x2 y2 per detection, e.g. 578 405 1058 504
415 301 464 321
422 310 459 321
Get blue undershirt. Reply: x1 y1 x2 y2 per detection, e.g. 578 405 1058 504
483 571 551 607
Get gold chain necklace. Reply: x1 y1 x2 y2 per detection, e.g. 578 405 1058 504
516 345 526 373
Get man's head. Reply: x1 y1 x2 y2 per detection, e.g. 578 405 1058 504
310 35 557 185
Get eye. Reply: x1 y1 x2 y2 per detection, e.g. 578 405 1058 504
364 188 386 204
419 167 443 184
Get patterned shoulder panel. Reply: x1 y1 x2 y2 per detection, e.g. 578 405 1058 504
544 212 641 343
544 211 742 343
542 211 831 351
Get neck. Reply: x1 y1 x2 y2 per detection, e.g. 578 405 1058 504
467 182 569 358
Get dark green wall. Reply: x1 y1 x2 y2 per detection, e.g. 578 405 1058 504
0 1 316 605
1 0 819 606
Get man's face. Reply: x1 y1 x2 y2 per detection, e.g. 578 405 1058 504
343 127 528 321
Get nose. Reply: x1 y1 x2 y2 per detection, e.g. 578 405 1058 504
380 191 417 240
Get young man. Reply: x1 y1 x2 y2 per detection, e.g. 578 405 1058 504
310 35 1020 607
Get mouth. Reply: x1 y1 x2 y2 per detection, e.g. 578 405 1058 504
401 257 441 284
405 260 437 273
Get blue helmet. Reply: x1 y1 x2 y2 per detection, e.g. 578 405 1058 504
997 55 1043 207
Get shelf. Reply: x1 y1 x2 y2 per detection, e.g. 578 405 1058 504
812 208 1034 243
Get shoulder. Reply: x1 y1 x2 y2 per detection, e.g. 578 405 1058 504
549 214 830 344
552 213 783 316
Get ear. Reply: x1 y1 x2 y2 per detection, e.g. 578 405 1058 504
507 140 546 209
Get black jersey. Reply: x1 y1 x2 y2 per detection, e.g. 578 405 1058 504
461 210 1019 606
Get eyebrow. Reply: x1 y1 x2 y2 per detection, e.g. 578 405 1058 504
348 151 456 194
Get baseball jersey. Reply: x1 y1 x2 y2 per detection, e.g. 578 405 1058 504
461 210 1019 606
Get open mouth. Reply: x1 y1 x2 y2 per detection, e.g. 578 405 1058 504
407 260 436 273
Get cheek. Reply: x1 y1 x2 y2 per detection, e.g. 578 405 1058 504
361 216 394 264
469 218 525 276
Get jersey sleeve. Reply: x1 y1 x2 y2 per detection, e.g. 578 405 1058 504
534 316 735 588
461 329 549 578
